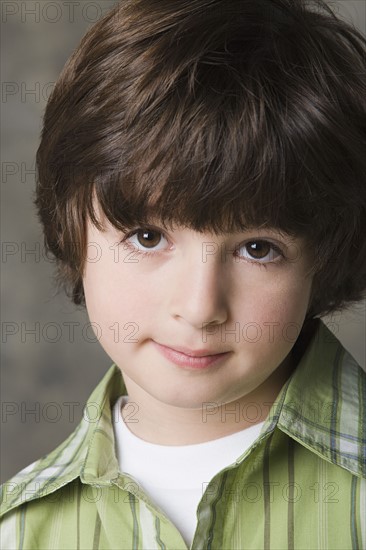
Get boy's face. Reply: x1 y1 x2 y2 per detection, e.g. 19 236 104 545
83 202 314 414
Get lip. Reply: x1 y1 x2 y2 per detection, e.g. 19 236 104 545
152 341 231 369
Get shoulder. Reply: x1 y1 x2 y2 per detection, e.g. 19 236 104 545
0 426 86 520
0 363 123 521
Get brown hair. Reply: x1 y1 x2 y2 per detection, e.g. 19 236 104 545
34 0 366 319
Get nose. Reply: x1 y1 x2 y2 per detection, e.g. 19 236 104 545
169 243 229 329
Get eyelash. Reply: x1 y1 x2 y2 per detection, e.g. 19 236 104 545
119 227 286 268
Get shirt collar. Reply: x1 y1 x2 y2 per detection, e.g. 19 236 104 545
258 319 365 478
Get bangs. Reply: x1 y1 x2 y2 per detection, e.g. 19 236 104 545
89 60 318 239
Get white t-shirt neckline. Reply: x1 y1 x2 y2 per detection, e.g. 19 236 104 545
112 395 265 546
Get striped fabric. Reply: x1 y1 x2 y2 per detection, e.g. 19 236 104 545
0 320 365 549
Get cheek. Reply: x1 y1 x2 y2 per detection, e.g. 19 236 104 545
235 273 313 347
83 262 158 349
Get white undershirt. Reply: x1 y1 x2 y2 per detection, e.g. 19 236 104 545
112 395 265 547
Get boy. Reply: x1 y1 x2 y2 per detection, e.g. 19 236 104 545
1 0 365 548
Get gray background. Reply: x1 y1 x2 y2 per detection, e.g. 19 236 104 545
1 0 365 484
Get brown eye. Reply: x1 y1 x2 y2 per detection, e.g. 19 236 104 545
246 241 271 259
136 229 162 248
237 240 283 263
122 227 168 254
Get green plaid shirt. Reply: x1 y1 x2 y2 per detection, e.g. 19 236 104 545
1 320 365 549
